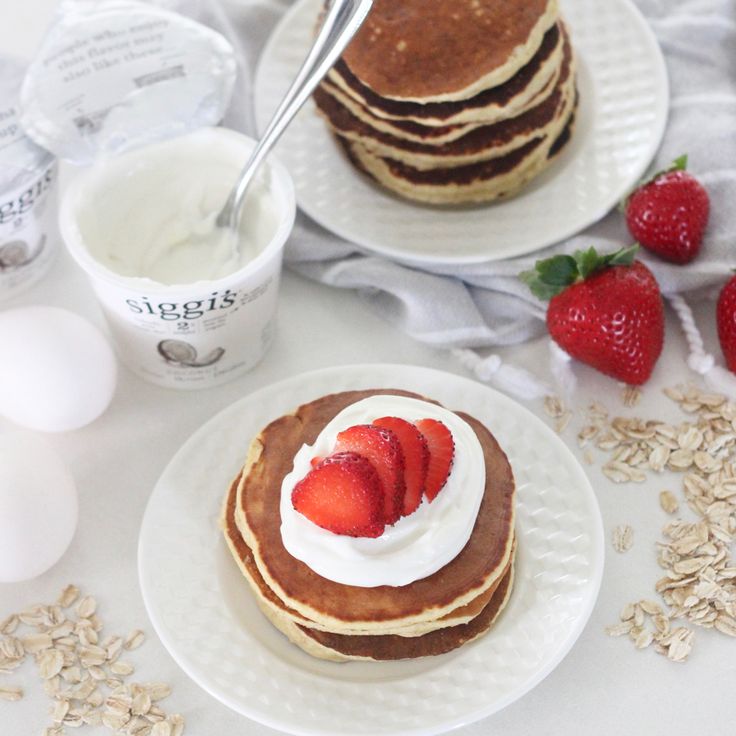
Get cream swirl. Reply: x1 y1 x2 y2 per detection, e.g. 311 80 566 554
279 395 486 587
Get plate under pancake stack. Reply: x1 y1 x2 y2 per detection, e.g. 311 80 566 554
222 389 517 662
315 0 578 205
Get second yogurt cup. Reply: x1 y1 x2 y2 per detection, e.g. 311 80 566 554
60 127 296 390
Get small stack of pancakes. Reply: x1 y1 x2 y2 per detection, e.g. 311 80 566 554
222 389 516 662
314 0 578 205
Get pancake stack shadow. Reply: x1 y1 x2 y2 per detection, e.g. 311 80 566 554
315 0 578 205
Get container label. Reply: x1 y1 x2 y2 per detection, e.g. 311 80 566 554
0 162 58 297
91 259 282 388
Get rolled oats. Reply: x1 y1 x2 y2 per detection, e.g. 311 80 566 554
622 385 642 408
57 585 80 610
659 490 679 514
612 525 634 553
124 631 145 652
0 685 22 701
0 586 183 734
544 395 565 419
588 386 736 662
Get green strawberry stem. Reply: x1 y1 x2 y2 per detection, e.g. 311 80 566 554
520 245 638 301
619 154 689 212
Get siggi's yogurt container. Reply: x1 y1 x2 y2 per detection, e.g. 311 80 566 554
59 127 295 389
21 1 296 389
0 57 58 301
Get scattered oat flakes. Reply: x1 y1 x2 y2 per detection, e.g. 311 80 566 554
554 411 572 434
544 395 566 419
124 631 145 652
39 649 64 679
582 385 736 661
622 385 642 407
660 490 679 515
605 621 633 637
0 586 183 734
151 722 172 736
612 525 634 553
75 596 97 620
0 615 18 636
57 585 80 610
0 685 22 701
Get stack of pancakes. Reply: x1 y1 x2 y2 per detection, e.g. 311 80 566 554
314 0 578 205
222 389 516 662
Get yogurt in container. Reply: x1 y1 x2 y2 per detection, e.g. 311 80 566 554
60 128 295 389
21 1 296 388
0 57 58 301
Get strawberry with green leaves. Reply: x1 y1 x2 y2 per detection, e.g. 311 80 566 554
624 155 710 265
521 245 665 385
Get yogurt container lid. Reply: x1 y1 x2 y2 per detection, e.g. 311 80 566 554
0 56 55 186
19 0 237 165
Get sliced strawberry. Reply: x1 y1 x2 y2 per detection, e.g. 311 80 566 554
291 452 384 538
415 419 454 502
373 417 429 516
334 424 405 524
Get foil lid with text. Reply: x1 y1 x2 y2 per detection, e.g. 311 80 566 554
20 0 237 165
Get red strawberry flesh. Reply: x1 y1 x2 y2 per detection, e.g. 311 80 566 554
334 424 405 524
291 452 384 538
626 169 710 265
547 260 664 385
415 419 454 502
717 275 736 374
373 416 429 516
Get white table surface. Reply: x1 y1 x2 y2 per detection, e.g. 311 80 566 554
1 3 734 736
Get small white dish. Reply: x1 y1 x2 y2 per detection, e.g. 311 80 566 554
139 364 604 736
254 0 669 265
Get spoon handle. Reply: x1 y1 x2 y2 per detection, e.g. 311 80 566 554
218 0 374 230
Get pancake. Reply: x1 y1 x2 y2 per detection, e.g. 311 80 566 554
257 555 515 662
319 63 558 148
317 80 488 147
292 558 515 661
315 28 574 170
223 470 515 638
341 0 559 102
329 22 564 127
230 490 516 662
233 389 516 633
342 89 578 205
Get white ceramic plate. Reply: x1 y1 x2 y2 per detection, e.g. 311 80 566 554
254 0 668 265
139 364 604 736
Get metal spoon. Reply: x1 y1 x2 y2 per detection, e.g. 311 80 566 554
216 0 374 240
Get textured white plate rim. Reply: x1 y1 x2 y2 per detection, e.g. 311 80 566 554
138 363 605 736
255 0 669 266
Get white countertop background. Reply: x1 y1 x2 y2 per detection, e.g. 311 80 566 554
1 2 734 735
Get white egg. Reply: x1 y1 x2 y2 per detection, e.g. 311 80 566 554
0 432 78 582
0 306 117 431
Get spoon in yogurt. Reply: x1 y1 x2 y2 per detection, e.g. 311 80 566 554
209 0 374 262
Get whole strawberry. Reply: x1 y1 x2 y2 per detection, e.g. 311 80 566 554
624 155 710 264
717 275 736 373
521 246 665 385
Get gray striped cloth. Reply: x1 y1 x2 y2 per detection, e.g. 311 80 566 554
181 0 736 371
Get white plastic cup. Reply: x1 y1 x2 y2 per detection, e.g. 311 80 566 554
59 128 296 390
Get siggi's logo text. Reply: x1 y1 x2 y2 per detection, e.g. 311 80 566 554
0 165 56 225
125 289 237 321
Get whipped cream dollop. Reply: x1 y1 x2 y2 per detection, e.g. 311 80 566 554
280 395 486 588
